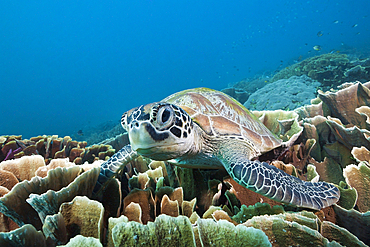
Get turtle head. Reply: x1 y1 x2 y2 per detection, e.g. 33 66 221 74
121 102 196 160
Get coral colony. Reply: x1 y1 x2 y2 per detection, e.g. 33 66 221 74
3 147 22 161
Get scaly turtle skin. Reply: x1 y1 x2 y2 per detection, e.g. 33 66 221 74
95 88 339 210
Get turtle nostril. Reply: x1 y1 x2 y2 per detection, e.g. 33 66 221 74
130 121 139 129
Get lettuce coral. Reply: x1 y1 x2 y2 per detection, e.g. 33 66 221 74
0 135 114 165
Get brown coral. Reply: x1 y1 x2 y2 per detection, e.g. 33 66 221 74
60 196 104 241
0 155 45 181
343 163 370 213
123 202 142 223
0 135 114 165
0 170 18 191
318 82 370 128
122 188 155 224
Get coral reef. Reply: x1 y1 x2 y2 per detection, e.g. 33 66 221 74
73 120 124 146
271 53 370 90
223 53 370 107
1 81 370 246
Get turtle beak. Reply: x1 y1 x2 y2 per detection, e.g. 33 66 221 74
129 121 151 151
128 120 186 160
129 121 170 152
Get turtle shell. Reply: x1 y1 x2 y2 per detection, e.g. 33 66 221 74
162 87 282 153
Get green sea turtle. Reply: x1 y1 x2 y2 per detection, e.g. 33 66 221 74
96 88 339 210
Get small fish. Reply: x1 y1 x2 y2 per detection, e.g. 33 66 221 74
317 31 323 37
313 45 322 51
77 130 84 136
333 20 339 24
352 24 358 28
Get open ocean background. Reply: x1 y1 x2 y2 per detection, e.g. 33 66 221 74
0 0 369 139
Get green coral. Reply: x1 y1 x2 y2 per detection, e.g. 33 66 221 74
197 219 271 247
232 202 285 224
112 215 195 246
336 181 358 210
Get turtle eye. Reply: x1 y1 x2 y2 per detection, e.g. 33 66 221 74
156 105 174 129
161 109 170 122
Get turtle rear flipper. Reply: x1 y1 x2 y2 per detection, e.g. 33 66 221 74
224 159 340 210
93 145 138 195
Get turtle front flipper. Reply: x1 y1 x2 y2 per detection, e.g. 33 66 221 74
93 144 138 195
223 159 340 210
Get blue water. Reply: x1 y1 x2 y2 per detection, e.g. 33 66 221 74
0 0 369 139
